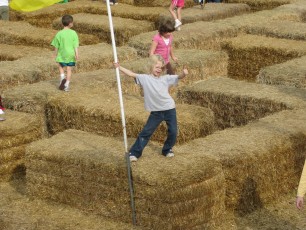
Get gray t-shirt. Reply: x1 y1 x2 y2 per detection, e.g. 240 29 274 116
135 74 179 112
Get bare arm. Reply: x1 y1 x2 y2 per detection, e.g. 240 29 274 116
149 41 158 56
113 63 137 79
178 66 188 79
170 46 178 62
75 47 79 60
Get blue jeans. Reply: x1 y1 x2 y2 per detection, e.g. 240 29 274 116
130 108 177 158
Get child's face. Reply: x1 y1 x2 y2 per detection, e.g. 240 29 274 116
162 32 172 38
152 61 164 77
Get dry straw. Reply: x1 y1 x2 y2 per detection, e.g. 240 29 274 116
177 77 306 128
0 44 49 61
0 110 43 150
46 88 216 144
257 55 306 88
0 43 137 90
0 182 139 229
177 108 306 213
221 34 306 81
52 13 155 46
26 129 227 229
0 20 99 49
223 0 290 11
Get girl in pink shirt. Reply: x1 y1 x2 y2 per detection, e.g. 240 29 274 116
169 0 184 30
149 17 177 75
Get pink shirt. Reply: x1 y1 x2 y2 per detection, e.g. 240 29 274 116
152 34 173 64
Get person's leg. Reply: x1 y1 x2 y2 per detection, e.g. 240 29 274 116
169 1 178 20
130 111 163 158
64 66 72 90
176 7 182 22
162 109 177 155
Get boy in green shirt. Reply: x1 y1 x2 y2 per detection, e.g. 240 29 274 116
51 14 79 91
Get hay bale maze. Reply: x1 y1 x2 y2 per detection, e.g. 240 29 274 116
0 110 44 182
1 0 306 229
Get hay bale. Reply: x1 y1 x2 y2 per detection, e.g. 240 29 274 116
0 20 99 49
221 34 306 81
52 13 155 46
128 20 241 56
223 0 290 11
244 20 306 40
0 44 137 90
257 55 306 88
0 110 44 150
0 146 25 182
26 129 227 228
0 44 50 61
133 0 194 7
162 3 250 24
46 88 216 144
178 77 306 129
0 183 140 230
177 108 306 213
10 1 164 26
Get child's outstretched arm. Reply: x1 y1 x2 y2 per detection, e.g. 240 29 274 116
113 62 137 79
178 66 188 79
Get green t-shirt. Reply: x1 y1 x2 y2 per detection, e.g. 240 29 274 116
51 28 79 63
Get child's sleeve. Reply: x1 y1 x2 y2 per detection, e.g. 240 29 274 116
297 160 306 197
51 34 59 48
166 75 179 86
73 31 79 48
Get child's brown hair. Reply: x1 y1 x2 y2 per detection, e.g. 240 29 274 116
158 16 175 34
62 14 73 27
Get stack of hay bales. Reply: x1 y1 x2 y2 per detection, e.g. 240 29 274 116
0 43 137 90
177 108 306 213
257 55 306 88
52 13 155 46
128 20 241 56
243 20 306 40
223 0 290 11
46 88 216 144
177 77 306 128
221 34 306 81
0 21 99 49
0 182 141 230
0 44 50 61
0 110 43 182
26 129 227 229
168 3 250 24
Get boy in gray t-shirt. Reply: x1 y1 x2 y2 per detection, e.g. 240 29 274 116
114 54 188 162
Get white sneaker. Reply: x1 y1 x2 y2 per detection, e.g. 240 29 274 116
165 149 174 158
109 2 114 5
129 155 138 162
64 86 69 92
0 109 4 115
174 19 182 28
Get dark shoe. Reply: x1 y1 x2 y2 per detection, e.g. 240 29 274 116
59 79 67 90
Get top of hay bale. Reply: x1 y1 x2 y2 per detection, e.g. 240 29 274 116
224 0 291 11
257 55 306 88
0 44 50 61
179 77 306 109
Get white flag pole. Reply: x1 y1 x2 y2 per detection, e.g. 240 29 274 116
105 0 136 225
105 0 128 153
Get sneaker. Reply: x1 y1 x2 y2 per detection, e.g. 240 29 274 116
114 2 118 4
109 2 114 5
59 79 66 90
165 149 175 158
174 19 182 28
0 117 5 121
64 86 69 92
129 155 138 162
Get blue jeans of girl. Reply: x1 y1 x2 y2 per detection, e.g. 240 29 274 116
129 108 177 158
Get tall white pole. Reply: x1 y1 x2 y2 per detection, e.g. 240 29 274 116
105 0 128 153
105 0 136 225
